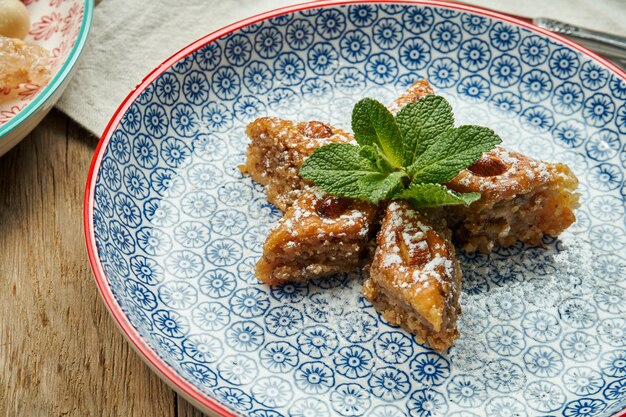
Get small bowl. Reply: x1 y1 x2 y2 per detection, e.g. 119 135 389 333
0 0 93 156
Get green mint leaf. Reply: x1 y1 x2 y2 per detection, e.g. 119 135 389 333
395 95 454 166
408 125 502 184
299 143 380 198
358 171 407 204
360 144 394 173
395 183 481 208
352 98 405 167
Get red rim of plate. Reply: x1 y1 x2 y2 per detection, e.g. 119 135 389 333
84 1 626 416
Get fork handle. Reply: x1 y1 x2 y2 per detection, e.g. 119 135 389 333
533 17 626 50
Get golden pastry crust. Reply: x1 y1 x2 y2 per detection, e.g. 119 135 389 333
244 117 353 211
255 191 378 285
363 201 461 352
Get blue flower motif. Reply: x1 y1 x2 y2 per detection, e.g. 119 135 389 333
260 341 298 373
371 331 412 365
380 4 403 14
599 349 626 377
143 103 168 138
101 158 121 191
205 238 243 267
588 163 622 192
399 37 430 70
521 310 561 342
307 42 339 76
334 346 374 379
211 67 241 100
182 333 222 363
552 82 584 115
598 317 626 347
208 209 246 237
217 181 253 207
594 285 626 313
229 287 269 319
186 163 223 190
595 255 626 284
430 21 462 53
254 27 283 59
104 243 129 279
563 398 606 417
198 268 237 298
334 67 366 92
192 301 230 331
563 366 605 396
151 333 183 361
485 396 526 417
170 103 199 137
447 374 487 407
95 188 114 221
315 9 346 40
298 78 333 105
617 103 626 134
561 331 601 362
365 53 398 85
407 389 448 417
338 311 377 343
224 34 252 66
609 75 626 99
559 297 598 329
164 250 203 279
216 354 258 385
457 75 490 103
295 361 335 394
268 87 301 115
155 72 180 105
136 226 172 256
110 131 130 163
289 398 330 417
200 101 233 133
549 48 580 79
270 282 308 304
243 61 273 94
369 404 405 417
109 219 135 254
159 281 198 310
159 137 190 169
132 134 158 168
488 54 521 87
171 55 193 74
233 95 266 122
93 209 108 239
181 190 216 218
285 19 314 50
121 103 141 134
137 84 153 105
181 362 217 388
402 6 434 35
603 378 626 400
339 30 371 64
583 93 615 127
580 61 609 90
192 133 228 162
348 5 377 27
521 105 554 133
274 52 306 85
484 359 526 393
265 306 303 337
368 367 410 401
489 91 521 116
269 14 293 26
213 387 253 412
519 69 552 103
553 119 586 148
486 324 525 356
373 18 403 50
114 192 141 227
152 309 189 338
487 291 524 321
125 279 157 310
519 35 549 65
225 321 264 353
461 13 489 35
524 380 565 412
194 43 221 70
144 197 178 227
427 57 460 88
252 376 293 408
489 22 520 51
182 70 209 105
297 325 338 358
463 269 489 294
458 38 490 72
330 383 371 417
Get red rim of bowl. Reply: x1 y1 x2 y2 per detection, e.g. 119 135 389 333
84 1 626 416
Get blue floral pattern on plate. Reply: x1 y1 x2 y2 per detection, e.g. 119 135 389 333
89 3 626 416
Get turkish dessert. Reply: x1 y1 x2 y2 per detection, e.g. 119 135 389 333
363 202 461 351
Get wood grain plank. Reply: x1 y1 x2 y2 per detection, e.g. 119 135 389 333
0 112 177 417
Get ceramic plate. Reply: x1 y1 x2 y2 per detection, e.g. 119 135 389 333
0 0 93 156
85 2 626 416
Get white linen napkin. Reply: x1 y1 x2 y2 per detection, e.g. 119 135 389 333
55 0 625 137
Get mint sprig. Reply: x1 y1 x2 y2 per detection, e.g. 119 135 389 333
299 95 502 208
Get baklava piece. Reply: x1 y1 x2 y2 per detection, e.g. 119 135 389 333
243 117 353 211
363 202 462 352
255 191 378 285
395 79 579 253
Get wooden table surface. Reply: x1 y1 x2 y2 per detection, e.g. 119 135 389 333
0 112 207 417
